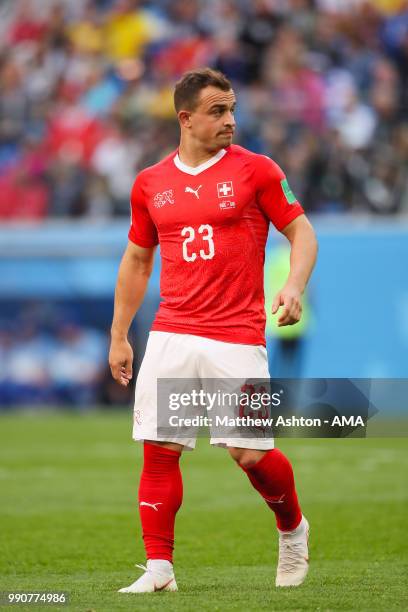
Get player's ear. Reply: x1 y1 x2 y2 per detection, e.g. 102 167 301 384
178 110 192 129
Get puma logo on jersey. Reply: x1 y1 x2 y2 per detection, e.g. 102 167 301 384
140 501 163 511
154 190 174 208
185 185 202 199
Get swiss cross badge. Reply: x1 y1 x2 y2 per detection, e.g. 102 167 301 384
217 181 234 198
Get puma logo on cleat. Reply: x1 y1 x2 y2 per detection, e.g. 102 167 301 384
140 501 163 511
185 185 202 199
264 493 285 504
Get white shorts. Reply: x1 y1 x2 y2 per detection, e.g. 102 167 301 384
132 331 274 451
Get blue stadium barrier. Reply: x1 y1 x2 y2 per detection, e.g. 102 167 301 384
0 218 407 379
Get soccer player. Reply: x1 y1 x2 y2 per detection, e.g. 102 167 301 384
109 68 318 593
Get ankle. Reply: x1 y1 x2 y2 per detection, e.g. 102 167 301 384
147 559 173 574
278 515 305 536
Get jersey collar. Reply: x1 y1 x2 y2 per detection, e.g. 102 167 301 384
173 148 227 175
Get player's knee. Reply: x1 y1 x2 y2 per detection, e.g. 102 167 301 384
228 447 265 469
145 439 184 453
238 453 262 469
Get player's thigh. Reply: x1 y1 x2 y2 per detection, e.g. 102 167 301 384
135 331 200 393
198 338 270 417
197 338 273 451
133 331 199 449
198 337 270 379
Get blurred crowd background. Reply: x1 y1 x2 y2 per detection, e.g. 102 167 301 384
1 0 408 219
1 0 408 407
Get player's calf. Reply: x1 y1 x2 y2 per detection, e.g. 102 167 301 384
231 447 309 587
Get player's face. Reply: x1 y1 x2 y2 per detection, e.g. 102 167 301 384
189 87 236 149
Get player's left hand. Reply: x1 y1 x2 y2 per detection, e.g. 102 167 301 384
272 284 302 326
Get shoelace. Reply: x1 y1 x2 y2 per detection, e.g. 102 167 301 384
135 563 149 573
278 539 306 573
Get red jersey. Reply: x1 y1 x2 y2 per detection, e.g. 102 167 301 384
129 144 304 346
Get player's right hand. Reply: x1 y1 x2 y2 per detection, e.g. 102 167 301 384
109 337 133 386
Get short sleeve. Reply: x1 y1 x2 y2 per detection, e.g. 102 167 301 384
128 173 159 247
254 155 304 231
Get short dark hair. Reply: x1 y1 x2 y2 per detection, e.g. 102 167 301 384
174 68 232 113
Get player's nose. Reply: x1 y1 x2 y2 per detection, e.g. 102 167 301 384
225 110 235 126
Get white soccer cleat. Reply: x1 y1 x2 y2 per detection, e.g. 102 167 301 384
118 560 178 593
275 515 310 587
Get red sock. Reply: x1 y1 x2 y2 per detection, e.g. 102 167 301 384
240 448 302 531
138 442 183 562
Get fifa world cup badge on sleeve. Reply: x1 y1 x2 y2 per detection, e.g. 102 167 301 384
280 178 297 204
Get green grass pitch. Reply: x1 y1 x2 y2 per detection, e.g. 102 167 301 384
0 411 407 611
